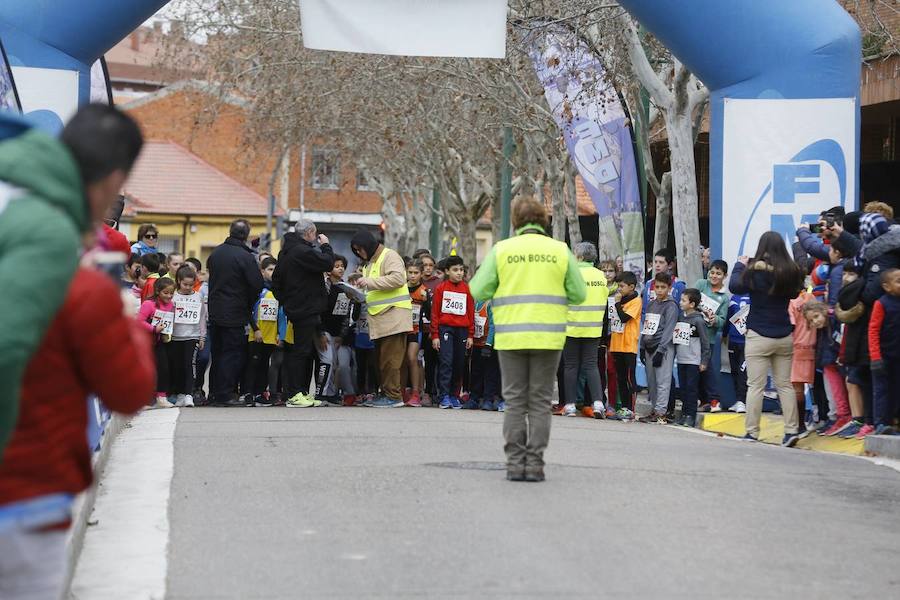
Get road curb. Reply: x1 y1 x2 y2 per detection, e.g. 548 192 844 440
696 412 865 455
63 412 129 596
864 435 900 460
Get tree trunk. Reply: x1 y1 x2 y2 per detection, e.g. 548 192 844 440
456 212 478 267
653 171 672 254
551 180 567 241
565 168 582 246
665 110 702 285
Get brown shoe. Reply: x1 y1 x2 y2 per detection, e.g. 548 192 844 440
524 467 545 482
506 467 526 482
637 412 658 423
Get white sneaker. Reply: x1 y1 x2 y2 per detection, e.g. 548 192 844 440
174 394 186 407
710 402 723 413
152 396 172 409
182 394 194 408
732 401 747 414
563 403 577 417
592 400 604 414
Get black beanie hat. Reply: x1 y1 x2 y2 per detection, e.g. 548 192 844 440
843 211 862 236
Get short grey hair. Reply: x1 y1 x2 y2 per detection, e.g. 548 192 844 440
573 241 598 263
295 218 316 237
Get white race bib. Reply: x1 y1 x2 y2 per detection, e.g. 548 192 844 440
641 313 661 336
729 304 749 336
358 317 369 335
259 297 279 322
608 303 624 334
174 295 202 325
412 303 422 324
474 315 486 339
332 293 350 316
699 293 721 316
673 321 692 346
441 291 467 316
833 323 844 346
648 288 657 302
152 310 174 336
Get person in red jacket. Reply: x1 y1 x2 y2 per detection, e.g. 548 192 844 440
0 266 155 599
431 256 475 409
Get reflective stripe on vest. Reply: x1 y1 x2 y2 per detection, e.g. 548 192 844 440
492 234 572 350
566 265 608 338
364 248 412 315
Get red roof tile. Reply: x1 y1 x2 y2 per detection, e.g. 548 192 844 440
123 141 280 217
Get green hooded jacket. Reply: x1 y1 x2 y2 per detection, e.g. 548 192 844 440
0 130 87 454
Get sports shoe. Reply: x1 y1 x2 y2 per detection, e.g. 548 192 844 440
371 396 404 408
449 396 462 410
605 409 620 420
552 403 565 416
181 394 195 408
321 395 343 407
563 403 577 417
731 401 747 413
254 394 273 407
342 394 357 407
151 396 173 409
854 424 875 439
270 393 285 407
709 400 722 413
838 420 864 438
439 396 452 409
638 412 658 423
407 392 422 407
286 393 322 408
481 399 495 411
360 394 376 407
656 414 668 424
616 407 634 420
816 418 836 435
462 397 480 409
240 393 255 407
698 403 712 413
581 406 595 418
822 416 850 436
741 433 758 441
782 432 800 448
421 393 433 407
682 415 696 428
874 424 898 435
592 401 605 419
506 467 526 482
496 400 506 412
174 394 186 407
524 467 545 482
797 428 811 440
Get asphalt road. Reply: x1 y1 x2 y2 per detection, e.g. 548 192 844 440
165 407 900 599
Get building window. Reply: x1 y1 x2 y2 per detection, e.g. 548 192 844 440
356 168 372 191
311 147 340 190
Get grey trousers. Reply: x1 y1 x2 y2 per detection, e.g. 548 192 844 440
563 336 603 408
498 349 563 469
645 345 675 414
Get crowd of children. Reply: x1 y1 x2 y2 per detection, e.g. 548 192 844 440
125 202 900 443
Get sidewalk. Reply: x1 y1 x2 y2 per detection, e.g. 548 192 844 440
697 412 865 455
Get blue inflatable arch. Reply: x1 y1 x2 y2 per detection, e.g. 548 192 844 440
1 0 862 264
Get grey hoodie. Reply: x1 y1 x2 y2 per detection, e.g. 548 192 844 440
640 296 679 355
674 310 711 367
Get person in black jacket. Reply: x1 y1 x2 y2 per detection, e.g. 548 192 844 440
271 219 335 406
207 219 265 406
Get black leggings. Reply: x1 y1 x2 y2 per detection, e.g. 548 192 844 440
612 352 637 411
168 340 197 395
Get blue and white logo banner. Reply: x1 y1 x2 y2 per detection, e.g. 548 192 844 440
523 23 644 280
722 98 856 265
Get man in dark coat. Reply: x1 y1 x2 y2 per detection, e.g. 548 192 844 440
272 218 335 405
207 219 265 406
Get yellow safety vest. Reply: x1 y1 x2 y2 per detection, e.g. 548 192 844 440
364 247 412 315
566 264 608 338
492 232 571 350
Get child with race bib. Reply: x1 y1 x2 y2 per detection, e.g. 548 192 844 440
403 259 430 407
170 266 206 407
674 288 710 427
471 299 502 411
244 257 279 406
638 272 679 423
431 256 475 409
609 271 642 419
137 276 177 408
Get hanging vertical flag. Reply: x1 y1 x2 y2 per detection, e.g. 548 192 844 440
90 57 113 105
300 0 507 58
521 22 644 283
0 38 20 112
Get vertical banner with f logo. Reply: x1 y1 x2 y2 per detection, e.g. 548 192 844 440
522 23 644 282
721 98 856 264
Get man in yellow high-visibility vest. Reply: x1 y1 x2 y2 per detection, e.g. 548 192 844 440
561 241 609 419
349 229 412 408
470 198 586 482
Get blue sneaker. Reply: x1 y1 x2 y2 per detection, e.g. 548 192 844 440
816 419 835 435
782 432 800 448
439 396 452 409
874 424 898 436
450 396 462 409
496 400 505 412
371 396 404 408
481 399 495 411
838 420 863 438
462 397 479 409
741 433 757 441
